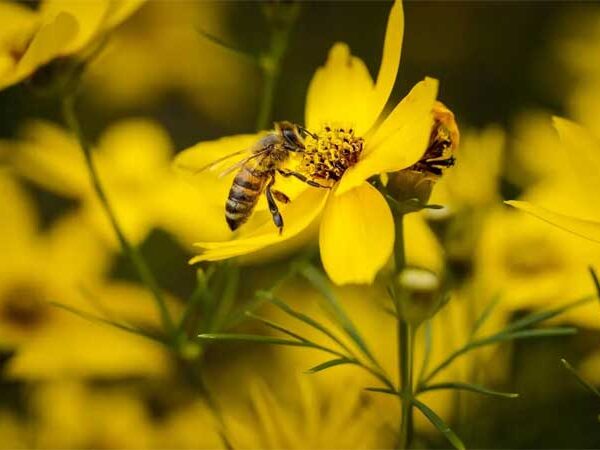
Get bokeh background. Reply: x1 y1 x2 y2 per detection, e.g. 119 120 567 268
2 1 600 448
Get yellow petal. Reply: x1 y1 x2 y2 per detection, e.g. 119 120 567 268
9 12 78 88
336 78 438 196
191 188 329 262
103 0 146 29
506 200 600 244
40 0 108 53
305 43 375 135
369 0 404 126
319 182 394 285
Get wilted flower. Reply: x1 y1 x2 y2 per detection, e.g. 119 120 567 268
177 0 445 285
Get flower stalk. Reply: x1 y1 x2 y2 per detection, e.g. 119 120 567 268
256 3 300 131
393 214 415 449
61 92 176 339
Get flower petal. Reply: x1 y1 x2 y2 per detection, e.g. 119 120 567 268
506 200 600 244
305 43 375 135
369 0 404 127
191 188 329 263
336 78 438 196
319 182 394 285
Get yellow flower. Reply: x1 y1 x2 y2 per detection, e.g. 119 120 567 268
176 0 439 285
0 0 144 91
84 1 255 126
7 118 229 249
506 117 600 245
0 169 173 378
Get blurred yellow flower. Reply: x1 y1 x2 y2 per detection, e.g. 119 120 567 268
7 118 229 249
0 0 144 91
507 117 600 245
84 1 256 126
0 169 173 378
177 0 440 285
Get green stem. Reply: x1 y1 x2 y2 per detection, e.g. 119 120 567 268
394 213 414 449
61 94 176 339
399 320 415 449
255 9 298 131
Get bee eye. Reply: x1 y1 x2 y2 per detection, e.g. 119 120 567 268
283 127 302 148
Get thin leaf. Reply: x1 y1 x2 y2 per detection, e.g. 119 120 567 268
419 382 519 399
194 26 258 63
364 388 465 450
50 301 165 344
211 266 240 332
501 296 592 334
300 264 375 362
561 358 600 399
411 396 466 450
471 294 501 338
306 357 355 374
589 266 600 308
264 294 355 357
245 312 309 343
197 333 308 348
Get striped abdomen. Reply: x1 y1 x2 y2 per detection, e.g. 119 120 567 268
225 165 268 231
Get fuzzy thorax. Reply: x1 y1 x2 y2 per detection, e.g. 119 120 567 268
302 125 364 181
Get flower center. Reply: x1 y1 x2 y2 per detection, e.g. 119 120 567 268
302 125 364 181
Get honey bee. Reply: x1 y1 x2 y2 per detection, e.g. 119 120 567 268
196 121 328 233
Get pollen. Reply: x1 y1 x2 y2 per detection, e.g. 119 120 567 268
302 125 364 181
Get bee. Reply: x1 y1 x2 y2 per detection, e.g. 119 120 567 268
196 121 328 233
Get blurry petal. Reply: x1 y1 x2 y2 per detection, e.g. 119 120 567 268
191 188 329 262
337 78 438 195
10 12 78 88
319 182 393 285
305 43 375 135
40 0 108 53
369 0 404 126
506 200 600 244
103 0 146 29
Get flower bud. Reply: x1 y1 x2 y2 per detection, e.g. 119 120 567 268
397 267 445 326
387 101 459 209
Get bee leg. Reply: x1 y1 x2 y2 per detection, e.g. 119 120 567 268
272 189 290 204
277 169 330 189
266 176 284 234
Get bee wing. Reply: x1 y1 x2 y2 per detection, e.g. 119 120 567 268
190 147 255 174
216 151 269 178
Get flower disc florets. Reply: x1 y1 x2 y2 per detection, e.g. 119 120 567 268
302 125 364 181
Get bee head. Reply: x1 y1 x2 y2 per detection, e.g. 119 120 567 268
276 121 306 151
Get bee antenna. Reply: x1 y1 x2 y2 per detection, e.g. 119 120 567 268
299 126 318 139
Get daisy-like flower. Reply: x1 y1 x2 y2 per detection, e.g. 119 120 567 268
507 117 600 244
0 0 144 91
176 0 440 285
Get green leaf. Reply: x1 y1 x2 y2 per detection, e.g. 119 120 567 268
473 327 578 350
411 396 466 450
364 388 465 450
471 294 501 338
197 333 308 348
561 358 600 399
501 296 592 334
306 357 355 374
245 312 309 343
194 26 259 63
211 266 240 332
50 301 165 344
419 382 519 399
299 264 375 362
589 266 600 308
265 295 354 356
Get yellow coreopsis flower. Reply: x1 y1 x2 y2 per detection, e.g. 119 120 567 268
0 0 144 91
176 0 440 285
507 117 600 244
7 118 229 249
